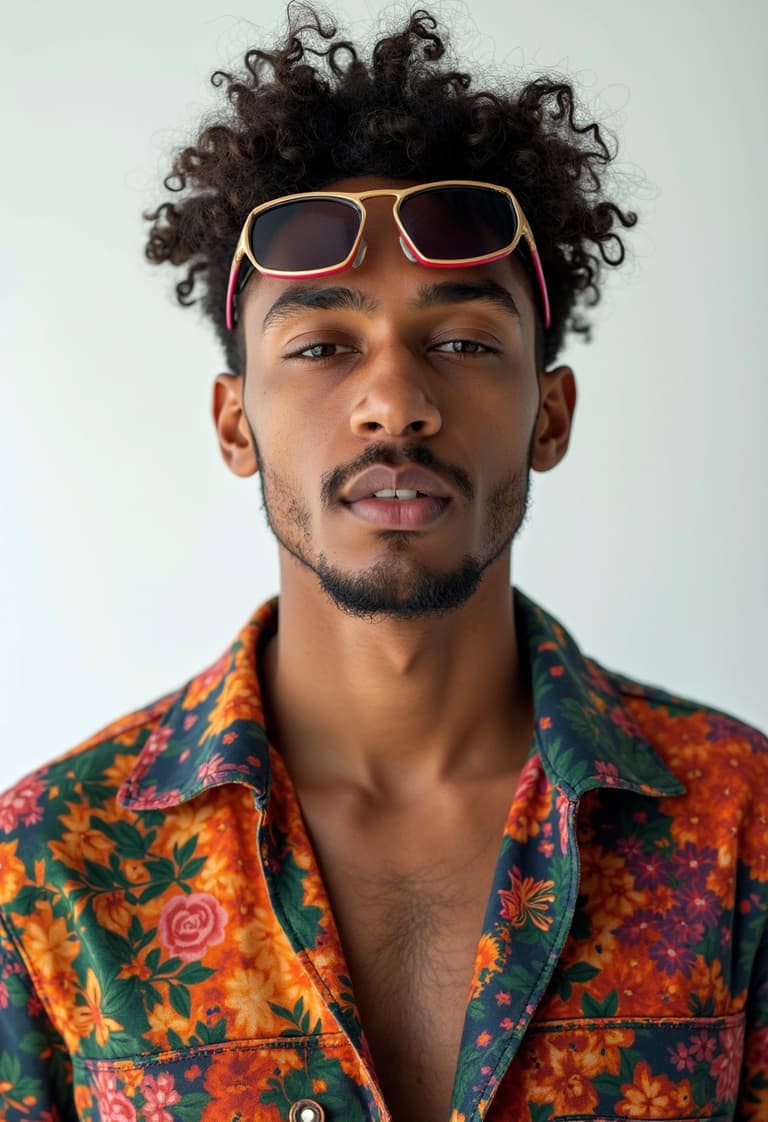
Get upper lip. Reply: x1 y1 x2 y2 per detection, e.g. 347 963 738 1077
342 465 454 502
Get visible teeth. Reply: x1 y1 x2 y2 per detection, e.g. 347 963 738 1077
373 489 420 499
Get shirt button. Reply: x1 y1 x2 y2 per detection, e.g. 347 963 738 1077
288 1100 325 1122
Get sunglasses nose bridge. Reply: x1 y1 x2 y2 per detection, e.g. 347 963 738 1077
349 191 412 267
398 236 418 264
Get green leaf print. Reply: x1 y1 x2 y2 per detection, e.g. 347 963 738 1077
581 988 618 1017
171 1091 211 1121
169 983 191 1018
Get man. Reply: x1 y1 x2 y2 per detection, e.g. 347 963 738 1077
1 8 766 1121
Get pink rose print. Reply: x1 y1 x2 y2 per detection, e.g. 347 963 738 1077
0 775 44 833
92 1070 137 1122
158 893 227 961
556 790 571 855
141 1072 181 1122
711 1024 743 1101
139 725 174 769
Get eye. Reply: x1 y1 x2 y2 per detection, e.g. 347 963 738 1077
289 341 356 360
432 339 499 356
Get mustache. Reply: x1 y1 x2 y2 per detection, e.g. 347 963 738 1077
321 442 474 507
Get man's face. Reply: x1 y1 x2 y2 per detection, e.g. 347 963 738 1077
215 177 574 619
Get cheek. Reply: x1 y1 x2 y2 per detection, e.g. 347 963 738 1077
477 369 540 443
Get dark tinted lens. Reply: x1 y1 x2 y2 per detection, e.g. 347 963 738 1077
249 197 361 273
399 186 518 261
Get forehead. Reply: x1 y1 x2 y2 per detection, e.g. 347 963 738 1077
316 174 421 193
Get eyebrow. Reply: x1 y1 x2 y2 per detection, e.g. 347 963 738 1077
410 281 521 320
261 278 521 331
262 286 379 330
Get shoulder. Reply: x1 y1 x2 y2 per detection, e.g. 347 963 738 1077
606 662 765 743
593 657 768 781
0 686 180 842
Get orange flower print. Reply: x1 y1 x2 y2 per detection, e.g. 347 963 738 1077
145 1003 192 1048
528 1028 635 1116
74 1084 93 1114
182 651 231 710
24 902 80 983
689 954 729 1013
48 801 115 872
534 1047 599 1115
468 933 502 999
202 1046 303 1121
579 846 642 925
498 867 555 931
155 798 220 855
72 969 123 1047
93 890 133 936
225 968 279 1037
200 664 264 741
102 752 144 789
0 840 25 905
616 1061 693 1118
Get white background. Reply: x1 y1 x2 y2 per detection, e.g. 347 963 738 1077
2 0 766 791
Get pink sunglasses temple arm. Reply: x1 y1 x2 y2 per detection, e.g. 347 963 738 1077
225 260 240 331
529 246 551 331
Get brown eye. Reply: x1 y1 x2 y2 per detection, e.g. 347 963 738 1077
433 339 496 355
290 341 355 360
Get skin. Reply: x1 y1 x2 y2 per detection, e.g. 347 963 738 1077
212 175 576 1119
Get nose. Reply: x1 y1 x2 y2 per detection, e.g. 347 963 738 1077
349 345 443 439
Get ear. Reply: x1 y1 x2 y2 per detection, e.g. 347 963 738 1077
212 373 259 477
531 365 577 473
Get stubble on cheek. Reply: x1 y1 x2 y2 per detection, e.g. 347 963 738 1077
482 468 530 557
258 463 313 556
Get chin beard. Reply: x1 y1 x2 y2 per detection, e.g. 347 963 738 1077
312 550 487 621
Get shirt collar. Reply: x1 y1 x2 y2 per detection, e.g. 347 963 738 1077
517 591 684 798
119 589 683 812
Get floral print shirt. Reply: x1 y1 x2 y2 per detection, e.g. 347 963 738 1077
1 589 767 1122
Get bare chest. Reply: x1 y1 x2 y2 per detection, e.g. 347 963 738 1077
301 797 512 1122
332 865 489 1120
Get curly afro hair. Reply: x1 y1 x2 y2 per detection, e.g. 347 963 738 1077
144 4 637 373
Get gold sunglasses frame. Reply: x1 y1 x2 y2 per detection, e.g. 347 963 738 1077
225 179 550 330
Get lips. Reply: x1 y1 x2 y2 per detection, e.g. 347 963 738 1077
340 464 454 530
341 466 453 503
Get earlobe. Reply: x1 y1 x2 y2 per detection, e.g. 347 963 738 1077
212 373 259 478
531 365 577 473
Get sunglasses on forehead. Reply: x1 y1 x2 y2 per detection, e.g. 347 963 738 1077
225 180 551 331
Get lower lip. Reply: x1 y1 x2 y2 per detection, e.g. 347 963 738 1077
344 496 450 528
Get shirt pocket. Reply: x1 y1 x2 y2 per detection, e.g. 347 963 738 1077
76 1034 376 1122
491 1012 745 1122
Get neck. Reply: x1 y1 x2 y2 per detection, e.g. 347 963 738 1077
259 551 533 800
